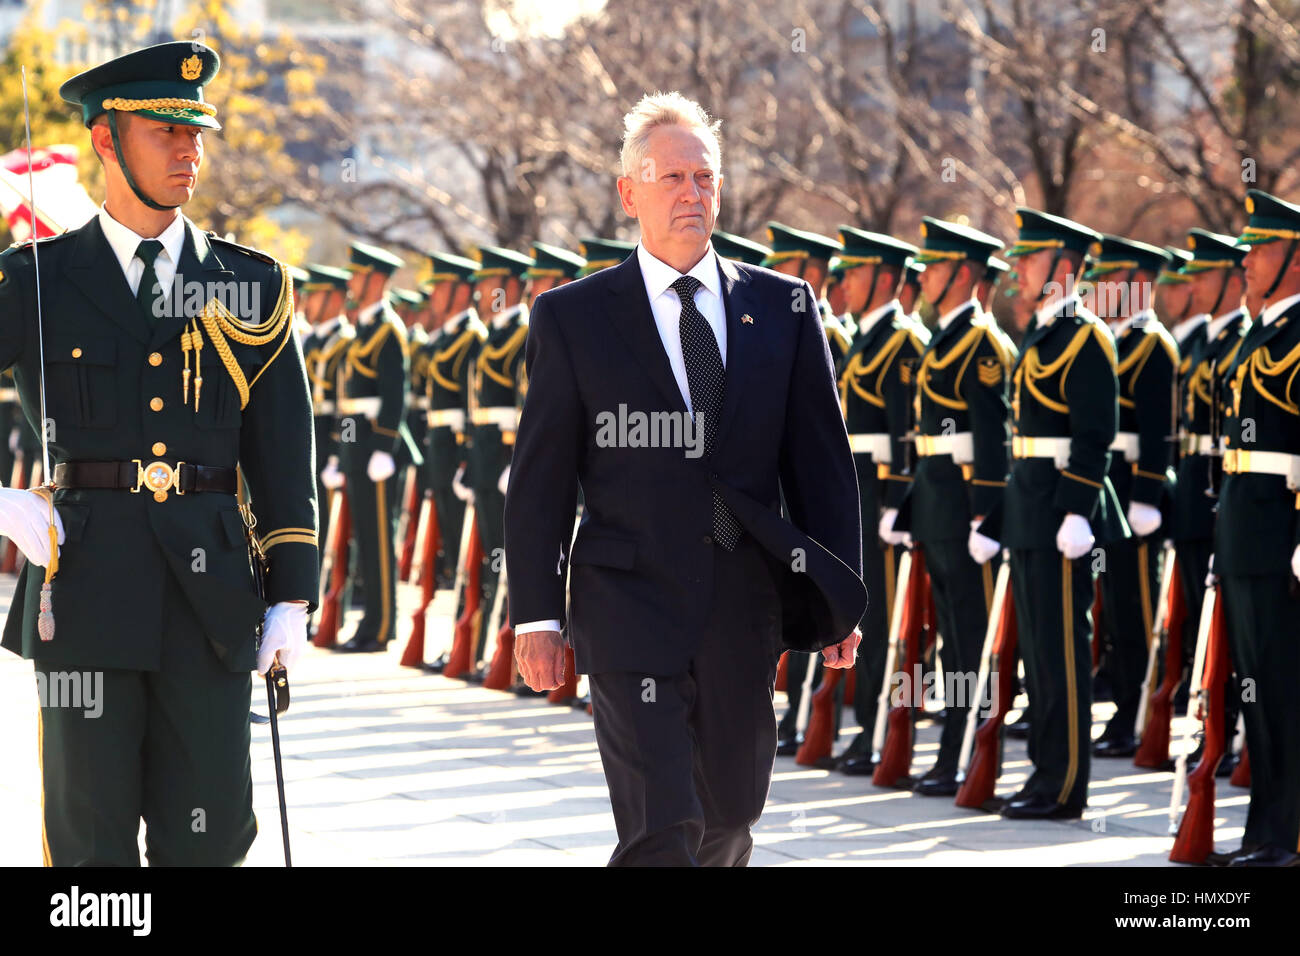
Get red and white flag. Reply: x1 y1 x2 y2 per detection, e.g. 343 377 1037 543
0 144 97 241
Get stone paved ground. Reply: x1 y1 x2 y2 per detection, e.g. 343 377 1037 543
0 575 1245 865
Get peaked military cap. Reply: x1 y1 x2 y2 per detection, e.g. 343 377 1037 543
60 41 222 130
392 289 425 309
836 226 917 268
1237 189 1300 246
1156 246 1194 285
1082 235 1172 279
902 258 926 285
711 230 771 266
348 241 404 276
577 237 636 277
304 264 351 292
914 218 1003 266
983 256 1010 282
1004 207 1099 258
526 242 585 280
425 252 479 285
470 245 534 282
762 222 842 267
1180 228 1246 274
286 264 310 294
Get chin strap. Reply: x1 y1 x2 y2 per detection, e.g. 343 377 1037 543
933 259 965 313
1034 248 1066 308
1262 238 1299 303
108 111 180 212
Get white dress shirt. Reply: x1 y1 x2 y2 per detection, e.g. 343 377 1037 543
858 299 899 336
937 298 977 331
1260 291 1300 326
1206 306 1246 341
514 241 728 638
1034 292 1081 329
357 298 385 325
1171 313 1209 346
636 241 727 415
97 204 186 297
489 302 527 331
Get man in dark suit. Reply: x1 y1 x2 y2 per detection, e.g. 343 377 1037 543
503 92 866 866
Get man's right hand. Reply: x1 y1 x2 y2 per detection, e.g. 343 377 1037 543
0 488 65 566
515 629 566 691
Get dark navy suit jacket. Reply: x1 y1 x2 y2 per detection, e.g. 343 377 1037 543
503 249 866 674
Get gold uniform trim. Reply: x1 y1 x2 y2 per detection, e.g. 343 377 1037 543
1058 556 1080 805
376 478 393 645
260 527 318 551
1061 469 1102 488
477 324 528 388
840 327 911 411
102 96 217 116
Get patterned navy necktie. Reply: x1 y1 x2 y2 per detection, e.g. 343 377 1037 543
671 274 741 550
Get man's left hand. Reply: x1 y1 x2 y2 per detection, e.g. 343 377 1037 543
258 601 308 675
821 628 861 668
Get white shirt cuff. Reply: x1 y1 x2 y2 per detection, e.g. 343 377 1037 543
513 619 562 635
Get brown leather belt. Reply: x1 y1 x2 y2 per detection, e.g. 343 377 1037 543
54 460 238 496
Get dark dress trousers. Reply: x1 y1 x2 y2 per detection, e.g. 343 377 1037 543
504 250 865 865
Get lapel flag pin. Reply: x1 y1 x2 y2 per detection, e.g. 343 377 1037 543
741 313 754 325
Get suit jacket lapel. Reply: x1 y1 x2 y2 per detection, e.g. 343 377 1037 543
714 254 753 440
67 216 153 345
150 220 232 348
606 254 688 415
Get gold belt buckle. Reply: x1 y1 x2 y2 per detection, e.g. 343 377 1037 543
132 458 187 501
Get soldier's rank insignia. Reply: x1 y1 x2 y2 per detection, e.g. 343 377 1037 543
900 358 917 385
977 357 1003 386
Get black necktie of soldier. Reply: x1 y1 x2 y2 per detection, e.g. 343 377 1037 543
671 274 741 551
135 239 164 322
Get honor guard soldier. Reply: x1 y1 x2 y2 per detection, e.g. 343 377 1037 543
466 244 533 674
828 227 927 772
1081 236 1177 757
288 264 311 337
1159 246 1205 355
399 288 432 508
0 42 317 865
1170 229 1248 779
899 257 927 331
302 265 354 555
991 208 1125 819
525 242 586 303
422 252 485 605
710 229 771 267
978 256 1011 313
762 222 852 370
825 259 850 327
1212 189 1300 866
905 218 1013 794
336 240 417 652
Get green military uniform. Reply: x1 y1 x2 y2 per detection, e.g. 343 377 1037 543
392 289 429 506
467 245 533 667
762 222 853 371
337 241 415 652
421 253 485 594
0 42 318 865
1167 232 1248 764
992 208 1125 818
904 218 1014 791
830 229 927 770
1081 237 1178 754
300 265 353 556
1214 189 1300 864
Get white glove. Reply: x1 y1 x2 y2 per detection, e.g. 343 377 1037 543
968 518 1000 565
878 507 910 547
1126 501 1162 538
320 455 344 491
1056 513 1095 560
452 462 474 503
257 601 309 676
0 488 65 566
367 450 395 483
1291 544 1300 581
497 464 511 495
7 428 17 455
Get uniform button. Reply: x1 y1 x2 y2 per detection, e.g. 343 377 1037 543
148 352 163 366
150 397 164 412
152 442 167 456
71 347 82 358
702 535 712 545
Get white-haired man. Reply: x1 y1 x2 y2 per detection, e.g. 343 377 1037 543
504 91 865 866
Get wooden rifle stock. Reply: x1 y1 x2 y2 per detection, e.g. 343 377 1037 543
1134 553 1186 768
774 651 789 692
955 559 1016 808
482 567 515 690
1229 743 1250 788
442 511 484 679
312 487 350 649
874 547 928 788
795 664 844 766
400 493 439 667
1169 570 1227 863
